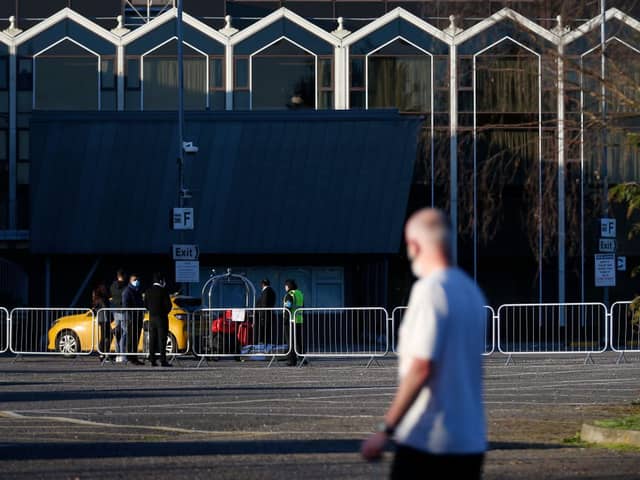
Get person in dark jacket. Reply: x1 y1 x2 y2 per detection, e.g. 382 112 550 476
122 273 144 365
110 269 128 362
93 283 111 361
254 279 276 345
144 272 173 367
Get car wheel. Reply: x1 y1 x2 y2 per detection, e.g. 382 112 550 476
57 330 80 356
166 333 177 355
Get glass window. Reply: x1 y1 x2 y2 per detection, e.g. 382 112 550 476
142 40 207 111
251 39 315 110
210 57 224 90
127 58 140 89
350 57 364 88
0 130 7 160
17 163 29 186
101 58 115 90
0 57 7 90
235 58 248 89
17 58 33 91
18 130 29 161
368 40 431 113
34 41 99 110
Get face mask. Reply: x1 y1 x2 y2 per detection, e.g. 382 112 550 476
411 261 424 278
159 280 166 288
131 280 140 288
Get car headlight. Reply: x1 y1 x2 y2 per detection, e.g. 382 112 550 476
174 314 188 321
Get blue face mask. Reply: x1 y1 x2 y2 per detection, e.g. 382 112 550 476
131 280 140 288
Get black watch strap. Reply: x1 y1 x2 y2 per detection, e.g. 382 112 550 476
377 422 395 436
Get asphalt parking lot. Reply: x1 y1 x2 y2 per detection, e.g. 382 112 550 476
1 353 639 479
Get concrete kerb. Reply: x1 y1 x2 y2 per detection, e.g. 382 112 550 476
580 423 640 447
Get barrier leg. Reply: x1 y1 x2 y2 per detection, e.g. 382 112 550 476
504 354 514 366
616 352 626 365
365 356 382 368
267 356 276 368
11 354 21 363
196 356 206 368
583 353 595 365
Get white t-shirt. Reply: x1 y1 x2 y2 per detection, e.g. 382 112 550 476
395 267 487 454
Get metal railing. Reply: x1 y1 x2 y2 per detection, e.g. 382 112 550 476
0 307 8 353
293 308 389 359
189 308 292 366
610 301 640 363
497 303 608 363
9 308 95 356
2 302 639 364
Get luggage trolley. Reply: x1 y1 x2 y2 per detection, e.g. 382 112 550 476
197 269 257 365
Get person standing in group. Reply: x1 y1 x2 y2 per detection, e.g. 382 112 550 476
122 273 144 365
361 208 487 479
283 279 304 367
144 272 173 367
93 283 111 362
110 269 128 363
254 278 276 345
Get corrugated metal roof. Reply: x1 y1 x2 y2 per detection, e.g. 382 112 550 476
30 110 420 255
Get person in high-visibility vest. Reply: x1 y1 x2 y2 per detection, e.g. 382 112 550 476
283 279 304 366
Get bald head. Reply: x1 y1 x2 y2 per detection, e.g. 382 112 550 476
405 209 452 274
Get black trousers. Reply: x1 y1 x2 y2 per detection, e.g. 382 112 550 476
286 322 303 365
149 321 168 364
126 315 143 355
98 319 111 354
391 445 484 480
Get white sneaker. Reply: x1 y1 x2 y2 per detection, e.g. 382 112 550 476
115 356 125 363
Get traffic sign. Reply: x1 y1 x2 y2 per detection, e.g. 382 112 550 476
175 260 200 283
617 256 627 271
598 238 616 253
172 244 199 260
600 218 616 238
595 253 616 287
173 208 194 230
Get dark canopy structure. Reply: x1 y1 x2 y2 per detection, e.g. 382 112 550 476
30 110 420 255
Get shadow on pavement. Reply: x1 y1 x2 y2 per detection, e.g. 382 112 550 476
0 439 565 461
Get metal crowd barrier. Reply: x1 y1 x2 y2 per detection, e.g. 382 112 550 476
189 308 292 366
497 303 608 363
293 308 389 362
390 306 495 356
0 307 8 354
96 308 191 363
610 301 640 363
9 308 94 356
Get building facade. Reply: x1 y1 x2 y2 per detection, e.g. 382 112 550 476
0 0 639 307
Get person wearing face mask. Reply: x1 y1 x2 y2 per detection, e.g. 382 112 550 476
110 269 128 363
144 272 173 367
122 273 145 365
361 208 487 479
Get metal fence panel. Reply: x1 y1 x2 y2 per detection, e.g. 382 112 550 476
497 303 608 355
610 302 640 353
10 308 95 355
0 307 8 354
390 306 494 356
95 308 190 361
294 308 389 358
190 308 292 360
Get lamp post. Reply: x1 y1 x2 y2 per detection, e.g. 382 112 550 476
601 0 609 305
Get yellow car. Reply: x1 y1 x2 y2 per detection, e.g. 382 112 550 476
47 296 199 355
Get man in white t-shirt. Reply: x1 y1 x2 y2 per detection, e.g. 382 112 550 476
361 208 487 479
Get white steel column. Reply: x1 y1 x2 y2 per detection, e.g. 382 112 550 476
556 23 566 305
117 44 125 111
334 45 344 109
449 40 458 265
8 43 16 230
225 43 233 110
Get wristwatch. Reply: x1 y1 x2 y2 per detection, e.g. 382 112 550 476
376 422 395 436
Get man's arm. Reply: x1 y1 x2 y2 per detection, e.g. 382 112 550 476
361 357 432 461
384 358 432 428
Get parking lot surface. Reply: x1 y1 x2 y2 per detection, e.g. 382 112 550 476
1 353 639 479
